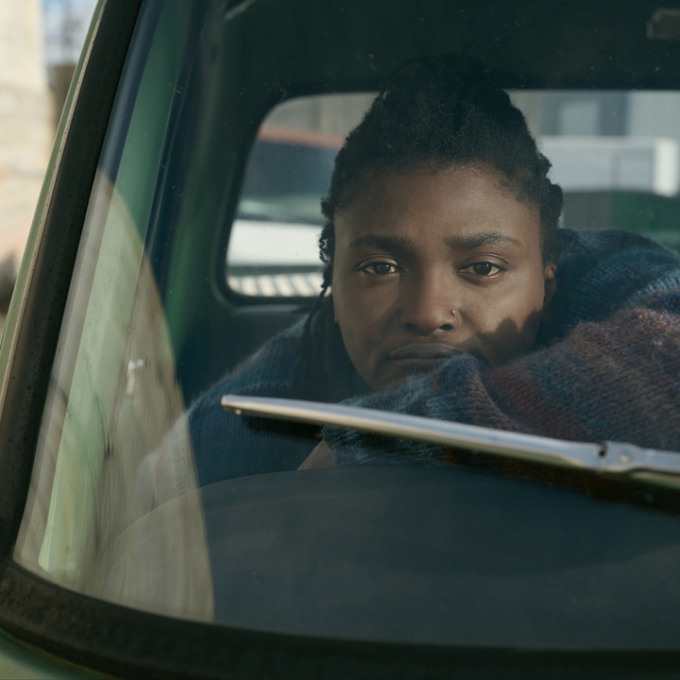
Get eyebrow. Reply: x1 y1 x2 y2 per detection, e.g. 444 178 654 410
348 235 414 253
348 231 521 253
444 231 522 249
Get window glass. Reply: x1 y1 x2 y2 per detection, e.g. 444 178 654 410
12 0 680 649
231 89 680 301
14 1 212 619
227 94 373 297
519 90 680 250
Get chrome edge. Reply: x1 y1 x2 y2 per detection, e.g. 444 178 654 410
221 394 602 470
222 394 680 485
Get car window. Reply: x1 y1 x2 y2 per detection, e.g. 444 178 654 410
227 94 372 297
524 90 680 251
229 88 680 300
11 0 680 651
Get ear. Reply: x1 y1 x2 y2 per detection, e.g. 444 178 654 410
542 263 557 316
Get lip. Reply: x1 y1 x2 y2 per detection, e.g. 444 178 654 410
388 343 462 362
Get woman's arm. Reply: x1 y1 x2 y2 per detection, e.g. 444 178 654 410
323 290 680 465
188 320 313 484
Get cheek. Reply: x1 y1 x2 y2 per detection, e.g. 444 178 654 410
334 288 377 346
332 271 397 381
332 274 371 355
335 281 399 342
333 265 377 333
480 286 545 328
464 275 547 362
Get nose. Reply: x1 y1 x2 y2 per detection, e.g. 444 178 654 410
399 270 458 335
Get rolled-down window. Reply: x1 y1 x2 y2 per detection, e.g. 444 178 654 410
13 0 680 650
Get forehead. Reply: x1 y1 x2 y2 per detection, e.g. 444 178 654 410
335 166 542 247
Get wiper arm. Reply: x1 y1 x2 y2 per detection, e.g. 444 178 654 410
221 394 680 489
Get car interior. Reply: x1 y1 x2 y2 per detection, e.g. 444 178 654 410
128 2 680 638
129 0 680 405
13 0 680 654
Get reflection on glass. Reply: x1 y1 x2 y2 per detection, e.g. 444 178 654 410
10 0 680 651
14 1 214 621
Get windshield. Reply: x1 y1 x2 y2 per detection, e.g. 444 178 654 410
12 0 680 649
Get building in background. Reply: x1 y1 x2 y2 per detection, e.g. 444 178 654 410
0 0 52 308
515 91 680 196
44 0 96 124
0 0 96 318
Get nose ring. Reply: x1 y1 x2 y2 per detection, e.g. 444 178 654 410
451 310 461 329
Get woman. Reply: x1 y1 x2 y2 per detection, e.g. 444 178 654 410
190 58 680 484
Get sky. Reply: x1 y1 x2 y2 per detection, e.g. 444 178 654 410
42 0 98 65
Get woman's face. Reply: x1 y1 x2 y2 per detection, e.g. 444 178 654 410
331 165 556 391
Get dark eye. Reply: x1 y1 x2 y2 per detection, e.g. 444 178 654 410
471 262 499 276
363 262 399 276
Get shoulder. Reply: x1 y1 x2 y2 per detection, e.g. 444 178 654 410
539 229 680 343
185 317 308 483
229 317 305 384
557 228 679 270
191 317 305 411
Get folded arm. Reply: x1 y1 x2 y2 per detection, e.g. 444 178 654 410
324 291 680 465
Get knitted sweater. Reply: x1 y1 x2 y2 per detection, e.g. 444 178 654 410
189 229 680 485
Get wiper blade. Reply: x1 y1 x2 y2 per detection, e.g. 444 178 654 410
221 395 680 488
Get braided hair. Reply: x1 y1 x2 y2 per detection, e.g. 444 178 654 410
290 55 564 403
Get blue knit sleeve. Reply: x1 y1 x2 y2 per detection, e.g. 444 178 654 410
188 320 312 485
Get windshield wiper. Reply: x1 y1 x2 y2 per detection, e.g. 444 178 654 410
222 394 680 490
